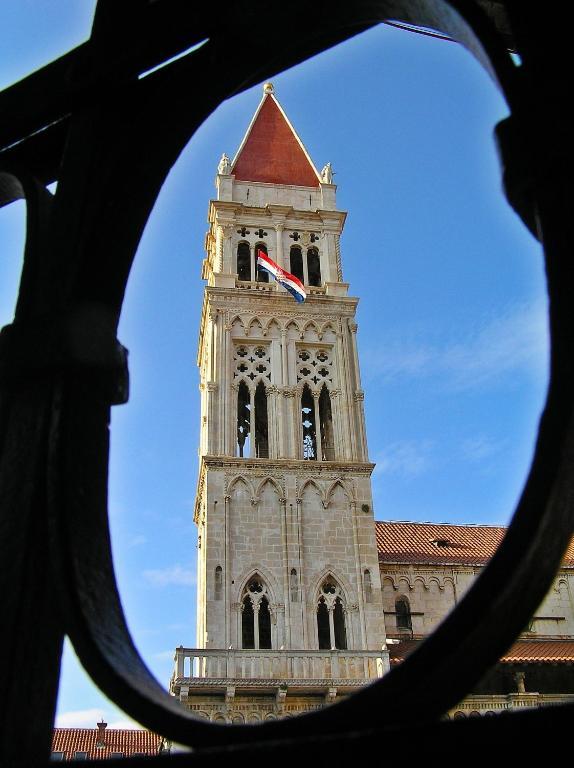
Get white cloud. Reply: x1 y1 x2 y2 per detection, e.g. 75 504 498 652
128 534 147 548
461 435 505 462
374 440 433 477
55 708 106 728
107 719 143 730
365 300 548 391
153 649 177 661
56 708 143 730
143 564 196 587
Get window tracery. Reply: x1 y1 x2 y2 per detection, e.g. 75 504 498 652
241 577 272 649
234 344 271 458
317 577 347 650
233 344 271 384
296 346 333 388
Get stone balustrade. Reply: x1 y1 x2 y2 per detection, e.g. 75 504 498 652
173 647 387 683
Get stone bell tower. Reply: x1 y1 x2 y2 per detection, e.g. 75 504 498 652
171 83 388 722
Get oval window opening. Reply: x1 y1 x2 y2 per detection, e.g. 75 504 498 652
55 21 550 728
0 197 26 329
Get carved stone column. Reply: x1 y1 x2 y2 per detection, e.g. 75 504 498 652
266 385 278 458
275 223 284 269
330 388 342 460
312 390 323 461
221 224 233 273
224 495 231 648
284 387 297 458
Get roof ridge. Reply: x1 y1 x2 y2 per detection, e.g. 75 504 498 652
375 519 507 529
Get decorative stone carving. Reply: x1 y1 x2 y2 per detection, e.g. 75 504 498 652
321 162 334 183
296 346 334 390
218 153 231 175
233 342 271 387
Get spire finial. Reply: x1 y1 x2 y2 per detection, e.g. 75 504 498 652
263 82 274 95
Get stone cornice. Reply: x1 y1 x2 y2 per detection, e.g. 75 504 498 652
204 285 358 316
200 455 375 475
174 676 376 689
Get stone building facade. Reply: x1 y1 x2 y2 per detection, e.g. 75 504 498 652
169 83 574 723
377 520 574 716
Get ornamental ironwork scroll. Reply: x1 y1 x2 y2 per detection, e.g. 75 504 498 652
1 0 573 763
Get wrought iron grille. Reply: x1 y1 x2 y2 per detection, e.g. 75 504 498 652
1 1 573 763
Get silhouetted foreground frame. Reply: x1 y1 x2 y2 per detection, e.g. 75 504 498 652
1 1 573 764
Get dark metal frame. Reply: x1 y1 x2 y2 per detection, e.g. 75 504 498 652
1 1 573 763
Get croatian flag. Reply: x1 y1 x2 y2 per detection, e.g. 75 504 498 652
257 250 306 303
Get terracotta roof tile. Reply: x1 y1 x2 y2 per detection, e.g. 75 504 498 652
51 727 164 760
388 638 574 664
375 520 574 567
500 640 574 663
232 93 320 187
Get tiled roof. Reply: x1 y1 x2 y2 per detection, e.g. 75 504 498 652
232 91 320 187
375 520 574 567
500 640 574 663
51 726 164 760
388 638 574 665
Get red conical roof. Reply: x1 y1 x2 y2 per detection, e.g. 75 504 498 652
231 86 320 187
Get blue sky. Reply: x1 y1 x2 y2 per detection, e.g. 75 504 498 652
0 3 547 729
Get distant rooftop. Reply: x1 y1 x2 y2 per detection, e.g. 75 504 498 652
375 520 574 567
389 638 574 665
51 722 166 761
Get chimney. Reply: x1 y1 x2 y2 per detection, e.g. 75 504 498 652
96 719 107 748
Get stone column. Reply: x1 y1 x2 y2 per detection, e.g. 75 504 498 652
312 390 323 461
275 223 284 269
250 244 256 282
266 385 278 458
354 390 367 462
296 496 308 648
221 224 233 273
335 234 343 281
514 670 526 694
253 601 260 650
206 381 218 455
284 387 297 458
330 389 342 460
223 320 232 455
350 500 367 649
224 495 231 648
230 381 238 457
328 604 336 650
280 497 291 647
249 387 256 458
337 325 354 460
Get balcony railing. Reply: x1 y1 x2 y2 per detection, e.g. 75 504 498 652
173 647 388 683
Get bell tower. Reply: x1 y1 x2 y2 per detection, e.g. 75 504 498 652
172 83 388 721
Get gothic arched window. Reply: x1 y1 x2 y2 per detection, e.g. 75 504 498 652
290 246 304 282
214 566 223 601
290 568 299 602
241 577 272 650
307 247 321 286
317 577 347 650
237 241 251 281
396 596 413 632
301 384 317 460
236 381 251 458
255 243 269 282
319 384 334 460
254 381 269 458
363 569 372 603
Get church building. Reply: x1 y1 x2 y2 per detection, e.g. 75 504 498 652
169 83 574 723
